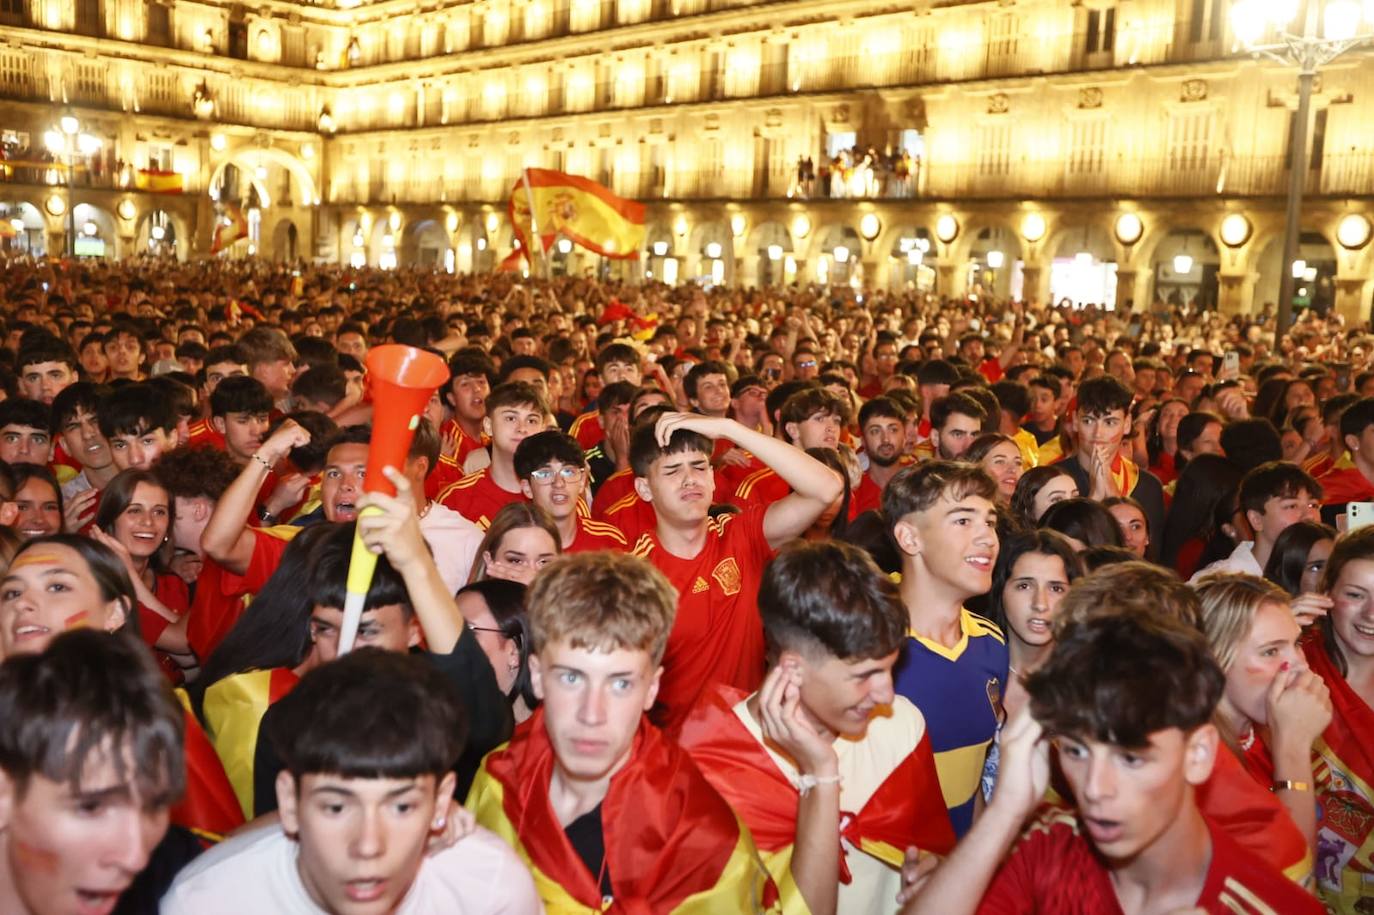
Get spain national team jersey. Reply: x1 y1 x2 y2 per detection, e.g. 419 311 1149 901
892 608 1008 837
569 409 603 449
436 467 526 529
565 513 628 553
188 417 227 451
730 466 790 511
632 506 773 731
852 472 883 516
977 805 1323 914
602 489 659 542
591 467 636 517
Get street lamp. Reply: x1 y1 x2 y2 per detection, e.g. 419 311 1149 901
43 114 101 258
1231 0 1374 337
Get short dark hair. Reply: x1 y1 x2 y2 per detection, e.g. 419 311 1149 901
990 379 1031 418
446 350 496 392
597 381 639 417
49 381 109 436
1026 610 1223 748
267 648 466 780
0 397 49 434
1220 418 1282 473
781 388 848 430
514 430 586 480
595 342 640 375
883 461 998 524
1075 376 1133 417
759 540 907 664
1238 461 1321 518
147 376 198 424
0 629 183 804
290 365 348 408
930 392 987 431
16 337 79 374
629 411 711 478
210 375 274 419
1039 497 1124 548
497 354 552 385
98 383 176 438
917 359 961 387
1176 411 1223 454
858 395 905 429
684 360 730 401
236 327 296 367
1340 397 1374 442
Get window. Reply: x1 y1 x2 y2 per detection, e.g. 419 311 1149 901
1188 0 1224 43
1084 8 1115 54
1068 118 1106 175
1167 111 1211 171
147 3 169 45
0 0 25 24
977 123 1012 177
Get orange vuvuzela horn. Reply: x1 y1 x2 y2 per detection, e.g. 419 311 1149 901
339 344 449 654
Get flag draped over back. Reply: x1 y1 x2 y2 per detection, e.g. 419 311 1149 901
508 169 645 261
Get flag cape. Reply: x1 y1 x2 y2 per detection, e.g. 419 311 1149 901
200 667 300 819
211 205 248 255
134 168 184 193
1318 464 1374 506
508 169 645 260
1304 634 1374 910
171 697 246 845
467 708 773 913
676 684 955 910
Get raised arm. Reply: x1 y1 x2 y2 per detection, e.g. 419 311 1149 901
654 413 842 550
201 420 309 576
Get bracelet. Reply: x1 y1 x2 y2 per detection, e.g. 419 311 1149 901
1271 780 1311 793
795 773 842 796
251 453 274 472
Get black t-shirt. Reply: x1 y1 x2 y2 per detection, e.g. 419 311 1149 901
564 803 613 899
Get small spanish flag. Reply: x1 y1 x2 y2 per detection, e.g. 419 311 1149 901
134 168 184 193
508 168 645 262
210 204 248 255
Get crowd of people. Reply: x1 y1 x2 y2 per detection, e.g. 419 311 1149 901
0 249 1369 913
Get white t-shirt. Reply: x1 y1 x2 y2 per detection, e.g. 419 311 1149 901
1189 540 1263 583
161 822 541 914
420 502 485 595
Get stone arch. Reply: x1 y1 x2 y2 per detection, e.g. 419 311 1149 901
207 147 319 210
133 207 191 261
1143 227 1223 311
400 217 450 267
272 218 300 262
0 201 48 257
810 222 863 285
686 218 733 284
70 202 119 260
1044 221 1119 308
1254 229 1338 316
743 220 793 286
883 223 935 291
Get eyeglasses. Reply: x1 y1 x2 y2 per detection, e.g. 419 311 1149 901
796 360 818 369
468 622 522 649
529 465 585 485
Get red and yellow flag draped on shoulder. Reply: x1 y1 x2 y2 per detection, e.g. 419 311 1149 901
675 685 955 911
200 667 301 820
1304 632 1374 912
468 707 775 913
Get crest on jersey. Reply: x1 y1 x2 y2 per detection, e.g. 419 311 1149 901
711 558 741 596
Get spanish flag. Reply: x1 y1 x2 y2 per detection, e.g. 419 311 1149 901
508 168 645 261
677 685 955 912
211 204 248 255
170 699 246 845
468 708 775 912
134 167 184 194
200 667 300 819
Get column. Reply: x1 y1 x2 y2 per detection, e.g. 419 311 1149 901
1216 271 1258 316
1334 277 1370 324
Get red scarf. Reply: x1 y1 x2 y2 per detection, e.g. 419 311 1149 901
481 708 761 913
676 685 956 880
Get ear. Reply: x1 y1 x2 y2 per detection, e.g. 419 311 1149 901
519 480 534 500
406 615 422 649
433 771 457 817
633 475 654 504
0 769 14 831
211 416 226 436
642 664 664 712
1183 723 1219 786
277 770 301 836
929 429 941 452
784 422 800 444
1244 507 1264 535
104 597 129 634
528 652 545 702
482 416 493 439
1347 432 1361 455
892 517 922 557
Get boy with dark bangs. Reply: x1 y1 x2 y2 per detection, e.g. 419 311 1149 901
902 610 1322 915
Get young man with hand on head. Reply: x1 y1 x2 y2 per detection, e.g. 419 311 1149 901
164 649 539 914
1059 375 1166 544
887 461 1005 837
731 387 846 512
437 381 548 529
468 551 773 912
901 610 1323 915
678 540 956 915
515 429 627 553
627 408 843 730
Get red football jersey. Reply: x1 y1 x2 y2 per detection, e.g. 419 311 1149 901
436 467 526 529
630 506 773 731
565 514 628 553
977 805 1322 915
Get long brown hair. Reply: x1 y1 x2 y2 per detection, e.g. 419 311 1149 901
1318 526 1374 677
468 502 561 583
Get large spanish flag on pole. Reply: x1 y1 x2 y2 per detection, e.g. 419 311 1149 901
508 168 645 261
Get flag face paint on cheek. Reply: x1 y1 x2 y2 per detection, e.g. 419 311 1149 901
13 840 59 873
63 611 88 630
